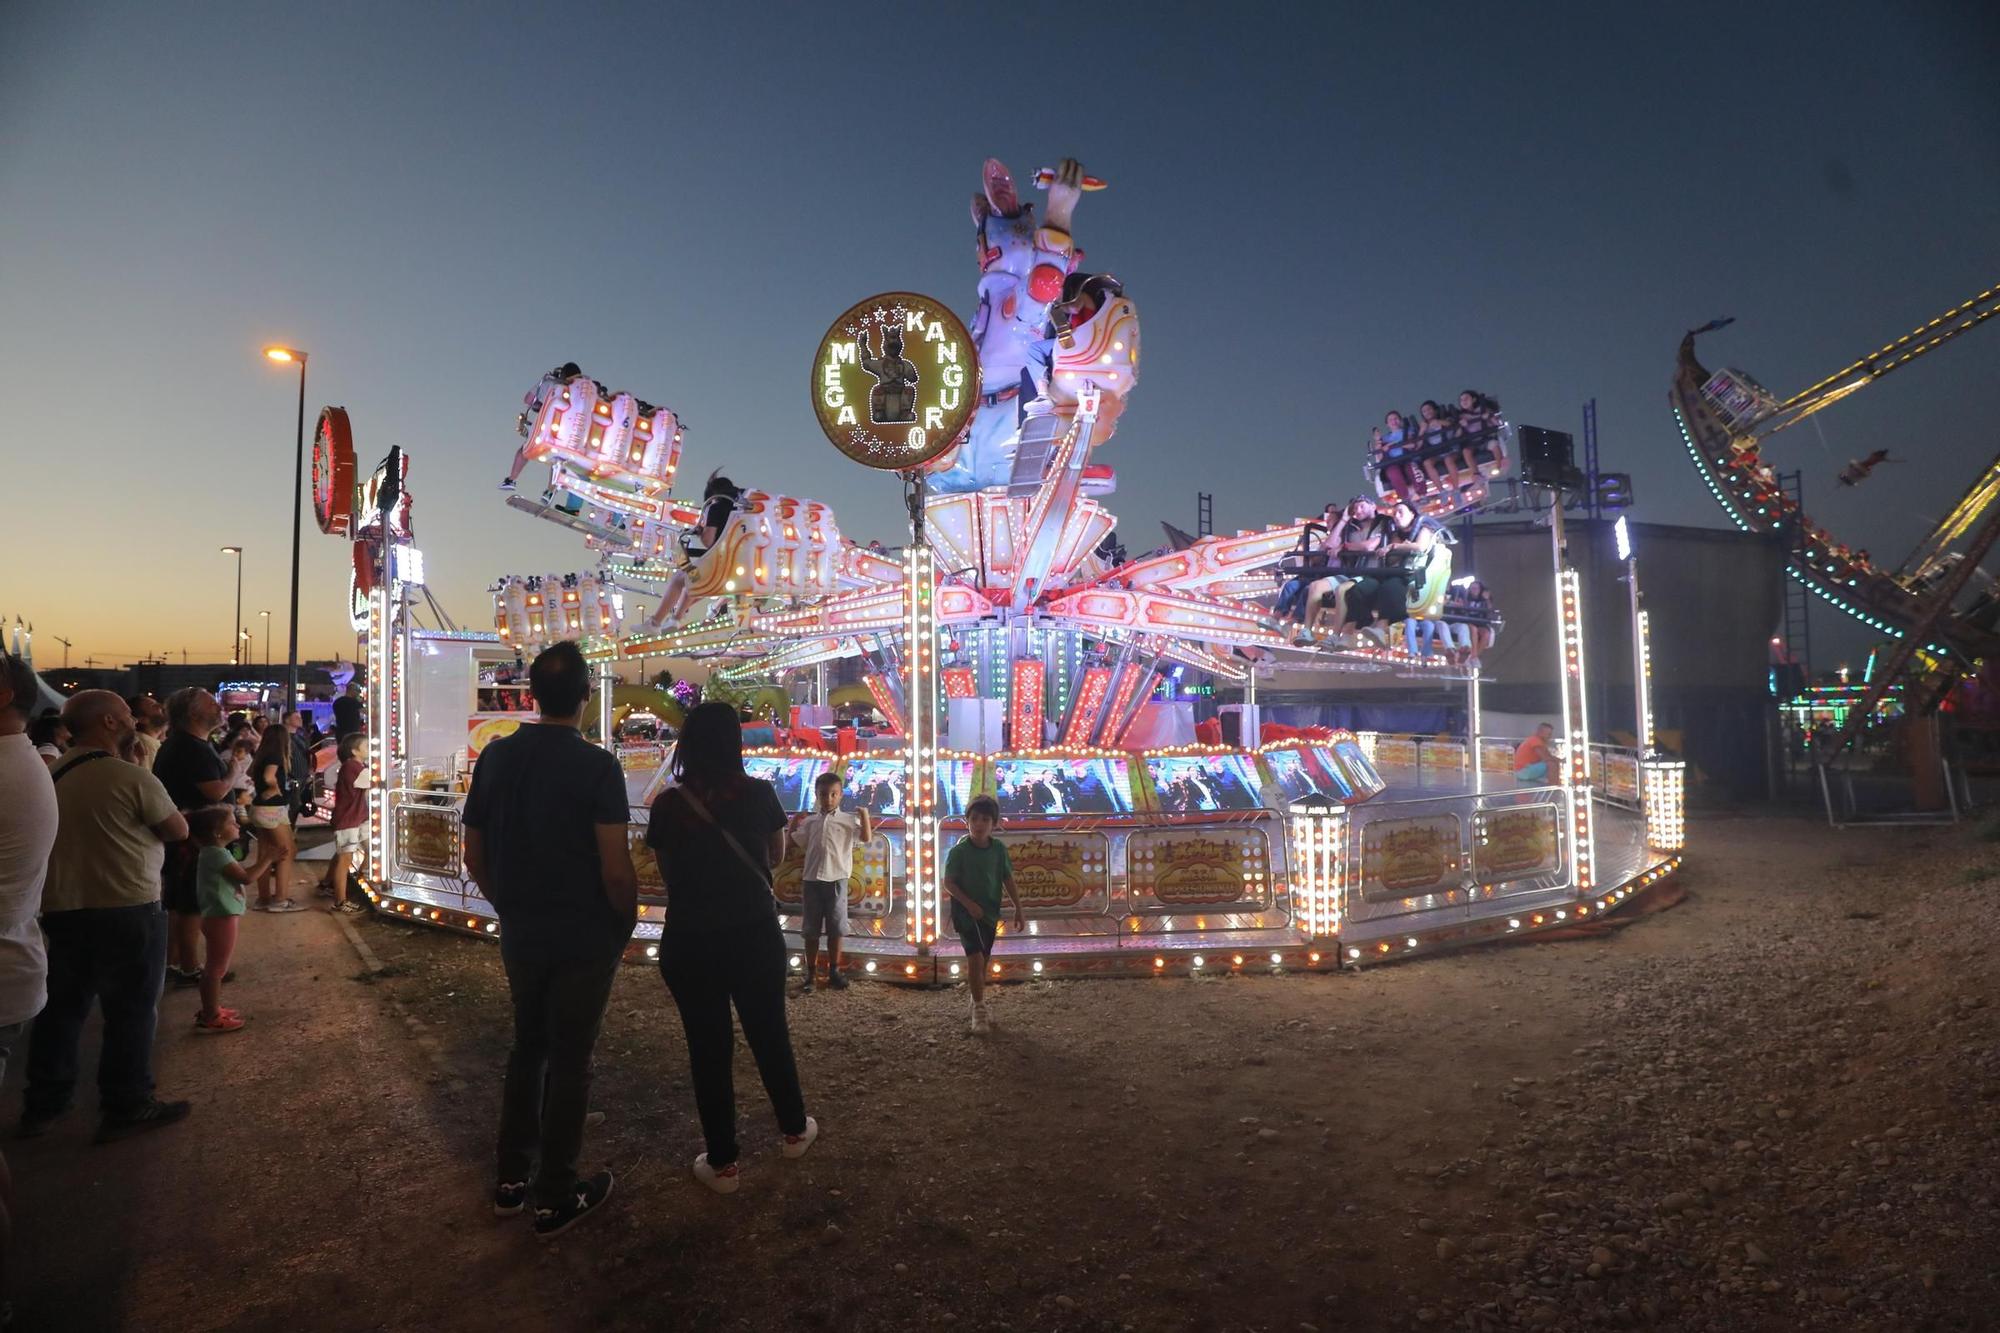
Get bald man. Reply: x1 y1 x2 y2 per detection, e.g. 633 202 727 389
20 691 192 1141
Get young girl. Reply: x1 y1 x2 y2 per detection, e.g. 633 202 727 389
325 734 368 913
189 805 270 1032
247 727 301 912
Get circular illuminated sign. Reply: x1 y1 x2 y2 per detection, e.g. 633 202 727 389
313 406 357 536
811 292 977 470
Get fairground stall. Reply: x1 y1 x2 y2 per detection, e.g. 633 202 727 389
327 156 1686 980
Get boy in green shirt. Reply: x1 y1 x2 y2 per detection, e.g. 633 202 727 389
942 795 1024 1035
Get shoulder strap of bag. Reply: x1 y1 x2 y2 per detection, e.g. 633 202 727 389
52 750 117 783
674 785 773 888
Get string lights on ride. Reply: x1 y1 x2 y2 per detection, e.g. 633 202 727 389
1555 568 1596 891
904 543 941 948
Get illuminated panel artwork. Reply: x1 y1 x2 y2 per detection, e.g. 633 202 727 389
742 755 832 812
840 757 908 816
1286 806 1345 937
1063 665 1113 747
942 667 977 699
992 757 1135 815
1009 657 1046 749
1359 814 1462 903
862 673 905 736
1265 747 1352 805
1556 568 1596 891
1472 804 1562 885
903 544 940 947
1143 754 1264 812
1642 759 1686 851
1127 829 1271 911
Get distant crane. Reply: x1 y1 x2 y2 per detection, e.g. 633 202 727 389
52 635 72 668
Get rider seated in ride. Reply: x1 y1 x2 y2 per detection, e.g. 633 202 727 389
1273 502 1340 626
648 473 746 628
1452 390 1501 466
1444 579 1496 667
1297 497 1394 642
1369 410 1421 503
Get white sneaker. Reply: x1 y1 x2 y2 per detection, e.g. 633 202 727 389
266 899 304 914
692 1154 740 1195
969 1003 991 1036
782 1116 819 1159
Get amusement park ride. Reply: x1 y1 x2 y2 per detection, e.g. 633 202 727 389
331 157 1688 979
1671 284 2000 810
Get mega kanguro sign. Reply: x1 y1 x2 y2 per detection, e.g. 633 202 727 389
812 291 976 470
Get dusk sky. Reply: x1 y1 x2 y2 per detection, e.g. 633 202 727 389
3 2 1996 674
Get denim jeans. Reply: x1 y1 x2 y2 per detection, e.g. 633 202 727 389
495 948 622 1208
25 902 167 1117
1274 578 1309 622
660 917 807 1168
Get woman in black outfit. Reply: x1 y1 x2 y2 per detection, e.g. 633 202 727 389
645 702 816 1195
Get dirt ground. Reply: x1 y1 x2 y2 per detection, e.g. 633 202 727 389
10 811 2000 1332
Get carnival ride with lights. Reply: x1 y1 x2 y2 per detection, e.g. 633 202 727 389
346 156 1687 979
1671 285 2000 791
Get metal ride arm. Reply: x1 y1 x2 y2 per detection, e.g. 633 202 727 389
1824 500 2000 758
1753 282 2000 442
1009 391 1099 606
1893 444 2000 584
1116 522 1315 592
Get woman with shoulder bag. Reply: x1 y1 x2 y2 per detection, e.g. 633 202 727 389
644 702 816 1195
247 727 302 912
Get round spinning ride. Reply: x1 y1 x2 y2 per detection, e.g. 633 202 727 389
348 155 1688 980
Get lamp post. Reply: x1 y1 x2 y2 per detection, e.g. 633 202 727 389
262 345 309 714
220 546 243 665
259 609 272 670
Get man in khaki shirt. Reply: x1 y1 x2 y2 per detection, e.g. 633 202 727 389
21 692 193 1142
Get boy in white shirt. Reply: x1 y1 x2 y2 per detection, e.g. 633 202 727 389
789 771 873 991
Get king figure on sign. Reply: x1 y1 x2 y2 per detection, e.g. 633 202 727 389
859 326 920 425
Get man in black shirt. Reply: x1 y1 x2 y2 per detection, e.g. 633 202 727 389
332 684 363 741
463 641 636 1238
153 688 229 985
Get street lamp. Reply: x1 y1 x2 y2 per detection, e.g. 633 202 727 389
262 345 308 714
259 609 272 669
220 546 243 665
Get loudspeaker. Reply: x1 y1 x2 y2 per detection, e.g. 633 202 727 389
1518 426 1575 489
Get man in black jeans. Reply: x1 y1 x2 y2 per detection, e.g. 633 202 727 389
23 691 193 1141
462 641 636 1238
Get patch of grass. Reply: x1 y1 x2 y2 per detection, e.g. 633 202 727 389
1961 866 1997 885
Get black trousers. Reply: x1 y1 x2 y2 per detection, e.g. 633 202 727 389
495 947 622 1208
660 917 807 1168
25 902 167 1117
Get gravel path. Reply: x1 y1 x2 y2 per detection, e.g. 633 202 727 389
12 812 1997 1331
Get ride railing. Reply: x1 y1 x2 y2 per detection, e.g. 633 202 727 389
1589 744 1644 810
1334 783 1578 945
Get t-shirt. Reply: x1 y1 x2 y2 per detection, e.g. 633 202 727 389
944 836 1013 927
799 809 866 883
44 747 179 912
154 730 228 811
1514 734 1551 772
461 723 633 960
0 733 55 1026
331 758 366 831
333 695 363 737
133 731 162 770
645 779 786 935
195 844 247 918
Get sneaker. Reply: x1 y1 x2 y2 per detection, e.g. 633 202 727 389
493 1180 529 1217
266 899 304 914
585 1110 606 1128
500 476 518 492
250 901 272 912
328 900 364 914
969 1004 990 1036
1292 630 1316 647
94 1097 192 1144
826 970 849 991
532 1169 614 1239
799 978 815 995
15 1109 64 1140
194 1011 246 1033
782 1116 819 1159
692 1154 740 1195
314 881 334 898
168 967 202 989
